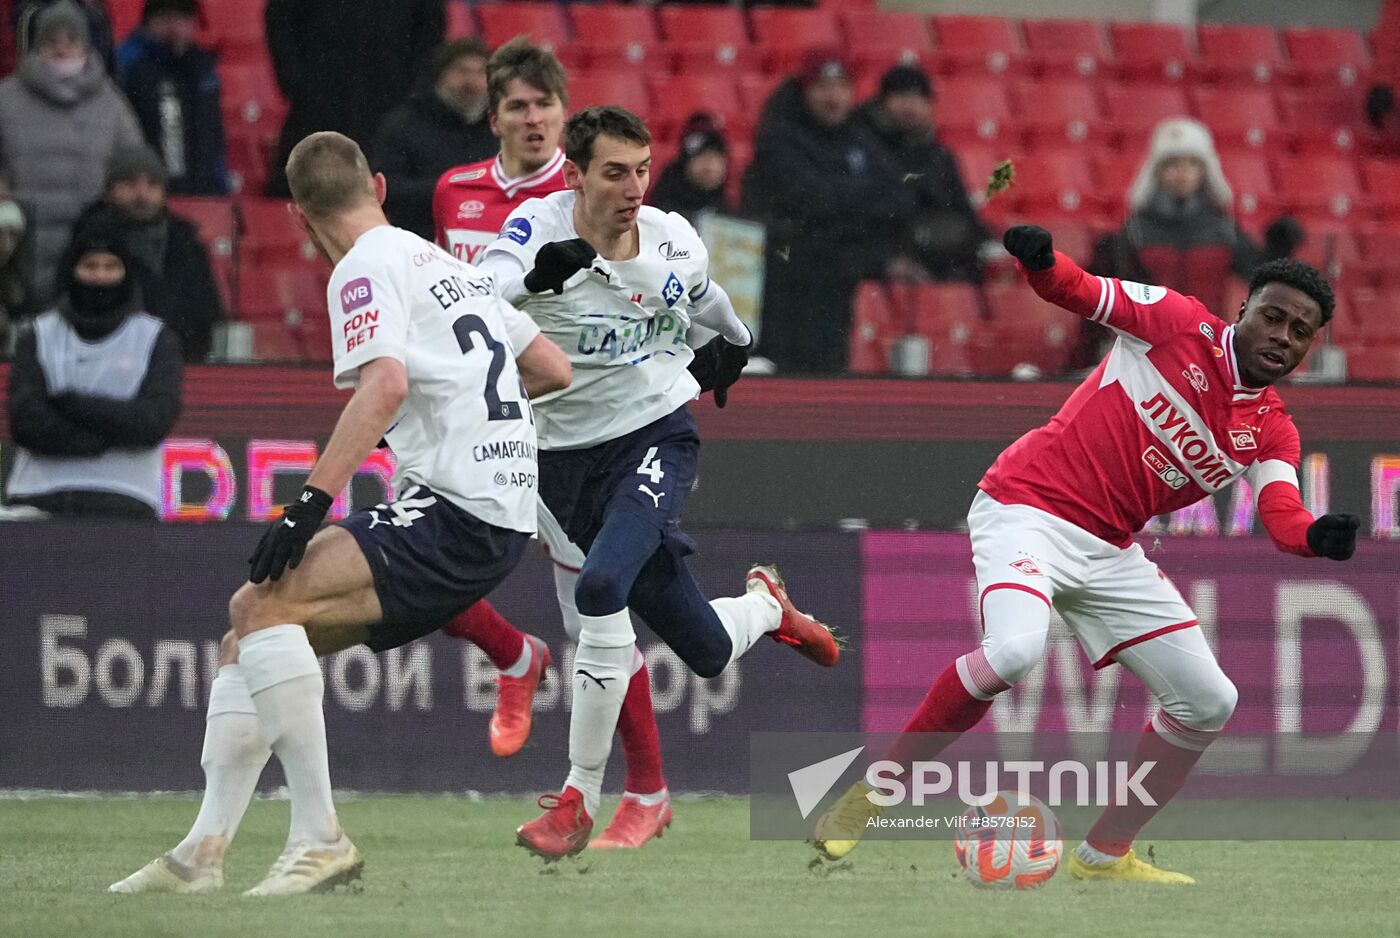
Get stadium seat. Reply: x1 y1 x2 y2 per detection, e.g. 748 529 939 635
1278 87 1367 154
1013 78 1104 148
239 264 327 320
477 3 578 67
570 5 661 71
1343 342 1400 382
1358 229 1400 287
1218 150 1283 221
1092 150 1141 212
658 6 757 73
224 131 274 196
445 1 476 40
738 71 786 127
1273 154 1367 221
198 0 267 57
1195 23 1286 85
167 197 237 311
981 280 1075 375
838 11 934 75
750 7 841 75
1289 222 1362 281
1361 159 1400 223
647 74 746 142
1022 18 1107 79
849 280 895 374
908 282 980 376
238 199 318 266
1191 86 1286 153
1007 148 1106 218
107 0 143 42
569 70 652 121
1107 21 1193 83
218 62 286 141
931 76 1014 147
1280 27 1370 87
929 15 1024 77
1101 82 1190 149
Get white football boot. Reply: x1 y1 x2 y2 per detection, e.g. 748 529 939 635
243 835 363 897
109 855 224 894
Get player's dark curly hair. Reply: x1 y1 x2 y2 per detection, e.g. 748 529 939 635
1247 258 1335 326
565 106 652 171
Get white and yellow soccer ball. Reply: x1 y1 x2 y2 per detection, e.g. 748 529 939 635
953 791 1062 889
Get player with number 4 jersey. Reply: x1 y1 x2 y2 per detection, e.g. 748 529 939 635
109 133 570 898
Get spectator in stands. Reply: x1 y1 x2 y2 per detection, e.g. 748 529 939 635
5 223 182 519
8 0 113 76
1079 118 1303 369
0 1 144 304
0 175 33 350
264 0 444 196
1367 0 1400 153
742 50 912 374
371 38 495 239
856 65 993 284
71 146 222 361
116 0 231 196
652 113 732 224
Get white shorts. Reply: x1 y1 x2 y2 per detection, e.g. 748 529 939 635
968 490 1197 669
536 498 586 571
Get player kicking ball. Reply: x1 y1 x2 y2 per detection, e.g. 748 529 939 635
109 132 570 896
814 224 1358 883
476 106 840 859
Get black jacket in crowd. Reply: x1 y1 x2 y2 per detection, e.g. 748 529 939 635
650 157 732 225
72 201 224 362
371 89 497 240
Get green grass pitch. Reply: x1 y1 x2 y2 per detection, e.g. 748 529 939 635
1 795 1396 938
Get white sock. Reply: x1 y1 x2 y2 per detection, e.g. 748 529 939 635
623 787 669 806
169 665 271 868
710 593 782 668
238 625 339 846
1075 841 1122 866
566 611 634 819
500 636 534 679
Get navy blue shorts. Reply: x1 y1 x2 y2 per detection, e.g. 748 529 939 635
538 406 699 557
337 483 531 652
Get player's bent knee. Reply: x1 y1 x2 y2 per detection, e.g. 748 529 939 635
1187 673 1238 731
981 628 1047 686
686 643 729 680
574 566 628 617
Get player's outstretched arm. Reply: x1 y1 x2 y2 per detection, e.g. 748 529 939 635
248 357 408 583
515 333 571 398
1257 480 1359 560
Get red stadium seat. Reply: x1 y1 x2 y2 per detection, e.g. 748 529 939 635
909 282 980 376
108 0 144 42
1008 148 1106 218
224 131 275 196
1092 150 1141 214
167 197 237 311
239 198 318 266
1340 286 1400 345
1022 18 1107 79
1343 341 1400 382
972 284 1072 377
1217 150 1283 221
929 15 1024 77
570 5 661 71
1013 79 1105 148
750 8 841 75
838 11 934 75
477 4 577 66
738 71 786 125
569 70 652 121
1195 23 1286 85
1278 87 1367 154
218 62 286 140
238 263 332 363
445 1 476 40
1361 159 1400 223
849 281 895 374
1289 222 1363 281
1273 154 1367 220
199 0 267 56
658 6 757 73
1191 86 1286 153
931 76 1014 147
1101 82 1190 148
1357 230 1400 288
647 74 746 142
1280 27 1370 87
1107 21 1193 83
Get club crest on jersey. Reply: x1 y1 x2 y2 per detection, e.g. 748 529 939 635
1009 558 1043 576
457 199 485 220
503 218 532 245
1183 362 1208 393
340 276 372 313
661 272 685 307
1229 428 1258 450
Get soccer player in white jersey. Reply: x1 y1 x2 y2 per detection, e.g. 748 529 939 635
474 106 840 858
814 224 1359 883
109 132 570 896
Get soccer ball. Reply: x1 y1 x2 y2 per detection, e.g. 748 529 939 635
953 791 1062 889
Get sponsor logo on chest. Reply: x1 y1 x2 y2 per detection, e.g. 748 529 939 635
1137 392 1237 488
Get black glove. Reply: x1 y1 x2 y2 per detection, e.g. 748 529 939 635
1365 84 1395 129
248 485 333 584
1264 216 1304 259
1306 513 1359 561
689 336 750 408
523 238 598 295
1002 225 1056 271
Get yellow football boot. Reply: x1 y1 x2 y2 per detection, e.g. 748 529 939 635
812 781 882 861
1068 848 1195 884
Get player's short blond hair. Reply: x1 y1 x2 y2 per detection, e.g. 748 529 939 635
285 131 376 221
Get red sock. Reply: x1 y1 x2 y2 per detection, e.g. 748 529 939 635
618 660 666 794
440 601 526 671
885 651 1003 768
1085 722 1209 857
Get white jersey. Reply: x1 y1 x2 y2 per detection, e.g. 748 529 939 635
485 190 711 450
329 225 542 533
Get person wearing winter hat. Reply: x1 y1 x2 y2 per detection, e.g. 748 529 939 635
0 178 34 349
0 0 145 305
116 0 231 196
5 222 183 519
1078 117 1304 369
651 113 732 223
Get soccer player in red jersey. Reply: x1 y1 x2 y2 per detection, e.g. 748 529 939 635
814 224 1359 882
432 40 673 849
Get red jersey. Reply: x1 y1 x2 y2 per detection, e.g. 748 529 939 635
980 253 1303 548
432 150 567 265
